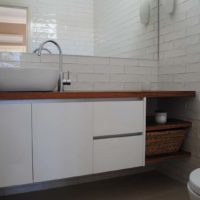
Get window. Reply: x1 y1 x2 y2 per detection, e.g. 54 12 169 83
0 6 27 52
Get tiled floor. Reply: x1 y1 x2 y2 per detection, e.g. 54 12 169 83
2 171 189 200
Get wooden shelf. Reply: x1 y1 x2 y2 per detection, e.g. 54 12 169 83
146 118 192 164
146 151 191 164
146 118 192 132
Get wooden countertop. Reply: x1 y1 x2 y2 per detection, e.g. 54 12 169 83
0 91 195 100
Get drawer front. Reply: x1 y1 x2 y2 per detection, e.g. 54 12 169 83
93 134 144 174
94 100 144 136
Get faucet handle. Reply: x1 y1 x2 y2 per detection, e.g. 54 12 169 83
63 78 71 86
63 71 71 85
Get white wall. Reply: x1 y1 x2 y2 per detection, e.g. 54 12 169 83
93 0 158 60
0 0 94 56
0 0 158 59
0 1 159 91
158 0 200 183
0 52 158 91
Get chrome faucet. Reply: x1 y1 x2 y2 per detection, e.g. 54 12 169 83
33 47 52 54
37 40 67 92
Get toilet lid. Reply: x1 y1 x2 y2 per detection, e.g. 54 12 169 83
189 168 200 195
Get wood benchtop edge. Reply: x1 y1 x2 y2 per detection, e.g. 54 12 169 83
0 91 195 100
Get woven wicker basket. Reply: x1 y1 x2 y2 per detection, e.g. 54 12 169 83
146 129 188 156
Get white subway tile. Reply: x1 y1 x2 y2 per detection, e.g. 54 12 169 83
94 82 124 91
63 64 94 73
64 82 94 91
109 58 138 66
40 55 59 63
110 74 143 83
77 73 110 82
125 66 152 75
123 82 143 91
77 56 109 65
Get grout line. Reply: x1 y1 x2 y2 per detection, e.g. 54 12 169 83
158 0 160 61
31 104 34 183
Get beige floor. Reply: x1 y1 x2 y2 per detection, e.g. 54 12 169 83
2 171 189 200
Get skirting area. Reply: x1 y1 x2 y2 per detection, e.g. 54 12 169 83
2 171 189 200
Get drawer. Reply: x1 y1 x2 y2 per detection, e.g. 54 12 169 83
94 100 144 136
93 133 145 173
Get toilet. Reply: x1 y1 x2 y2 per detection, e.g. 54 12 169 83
188 169 200 200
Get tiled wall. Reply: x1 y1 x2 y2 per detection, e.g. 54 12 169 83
0 0 94 56
0 0 158 59
0 52 158 91
158 0 200 183
94 0 158 59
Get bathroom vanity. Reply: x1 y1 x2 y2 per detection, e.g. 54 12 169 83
0 91 195 188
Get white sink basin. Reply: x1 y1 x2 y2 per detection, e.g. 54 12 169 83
0 67 59 91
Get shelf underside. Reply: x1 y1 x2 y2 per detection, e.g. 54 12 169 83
146 118 192 132
146 150 191 164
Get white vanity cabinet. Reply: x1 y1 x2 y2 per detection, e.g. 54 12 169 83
32 102 93 182
32 100 145 181
0 104 32 188
0 98 146 188
93 100 145 173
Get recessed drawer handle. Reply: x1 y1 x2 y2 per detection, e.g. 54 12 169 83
93 132 143 140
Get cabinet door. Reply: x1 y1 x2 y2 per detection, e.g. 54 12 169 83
0 104 32 188
32 102 93 182
94 100 144 136
93 134 144 173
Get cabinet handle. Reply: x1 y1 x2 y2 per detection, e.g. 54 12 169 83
93 132 143 140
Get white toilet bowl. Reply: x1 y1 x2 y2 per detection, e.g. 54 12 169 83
188 169 200 200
